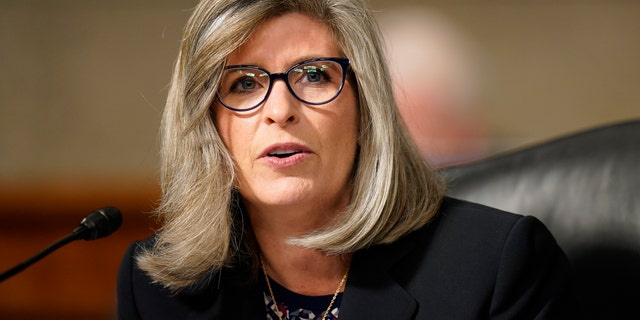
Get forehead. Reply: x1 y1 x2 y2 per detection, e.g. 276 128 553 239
226 12 341 67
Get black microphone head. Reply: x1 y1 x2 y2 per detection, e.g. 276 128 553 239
76 207 122 240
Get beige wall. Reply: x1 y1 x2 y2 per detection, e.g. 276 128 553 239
1 1 197 182
371 0 640 151
1 0 639 180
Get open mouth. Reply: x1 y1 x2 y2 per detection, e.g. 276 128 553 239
268 150 302 158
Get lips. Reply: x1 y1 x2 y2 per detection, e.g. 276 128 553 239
260 143 310 158
259 143 312 167
268 149 303 158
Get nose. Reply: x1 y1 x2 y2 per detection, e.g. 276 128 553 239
262 78 299 126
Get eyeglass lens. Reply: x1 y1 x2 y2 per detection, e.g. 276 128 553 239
218 59 346 111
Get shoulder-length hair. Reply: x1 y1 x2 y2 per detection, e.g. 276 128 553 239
137 0 445 291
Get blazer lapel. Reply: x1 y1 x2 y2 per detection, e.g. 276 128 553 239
189 267 264 319
236 284 264 319
339 235 419 319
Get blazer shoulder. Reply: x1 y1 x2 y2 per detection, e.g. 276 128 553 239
400 197 571 318
424 197 527 243
438 196 522 224
117 236 222 319
435 197 560 251
117 235 265 319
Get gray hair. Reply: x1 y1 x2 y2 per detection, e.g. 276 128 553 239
137 0 445 292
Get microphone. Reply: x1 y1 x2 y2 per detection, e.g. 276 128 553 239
0 206 122 282
73 206 122 240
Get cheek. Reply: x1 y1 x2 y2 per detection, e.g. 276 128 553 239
327 94 360 162
213 107 242 158
214 109 258 171
338 89 360 143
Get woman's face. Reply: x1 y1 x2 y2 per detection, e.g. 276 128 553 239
213 13 359 214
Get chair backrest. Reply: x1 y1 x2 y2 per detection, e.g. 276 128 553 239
440 119 640 318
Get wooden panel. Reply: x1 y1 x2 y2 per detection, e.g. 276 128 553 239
0 178 160 319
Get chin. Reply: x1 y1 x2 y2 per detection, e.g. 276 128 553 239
241 180 312 206
255 191 313 208
240 176 348 211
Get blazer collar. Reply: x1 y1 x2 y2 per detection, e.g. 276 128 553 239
200 223 428 319
339 229 422 319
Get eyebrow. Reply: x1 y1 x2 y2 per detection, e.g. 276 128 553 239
224 55 332 70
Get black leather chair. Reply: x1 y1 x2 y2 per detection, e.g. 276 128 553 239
441 119 640 319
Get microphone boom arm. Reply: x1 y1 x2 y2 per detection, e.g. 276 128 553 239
0 206 122 283
0 231 81 282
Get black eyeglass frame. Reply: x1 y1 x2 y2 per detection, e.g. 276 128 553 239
216 57 351 112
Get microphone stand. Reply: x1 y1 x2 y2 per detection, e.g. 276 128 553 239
0 207 121 283
0 230 82 282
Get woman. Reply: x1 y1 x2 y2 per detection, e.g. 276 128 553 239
117 0 571 319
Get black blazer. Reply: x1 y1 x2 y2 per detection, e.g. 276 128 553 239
117 197 572 319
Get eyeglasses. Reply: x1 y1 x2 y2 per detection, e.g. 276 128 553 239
217 57 350 112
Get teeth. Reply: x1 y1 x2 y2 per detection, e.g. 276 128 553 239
268 149 301 157
270 149 298 155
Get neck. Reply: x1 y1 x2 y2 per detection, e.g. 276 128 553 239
260 246 351 296
246 200 351 295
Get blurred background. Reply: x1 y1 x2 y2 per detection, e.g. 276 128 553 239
1 0 638 318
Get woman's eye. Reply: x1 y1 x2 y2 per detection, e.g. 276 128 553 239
232 78 258 92
297 66 331 84
305 71 323 83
